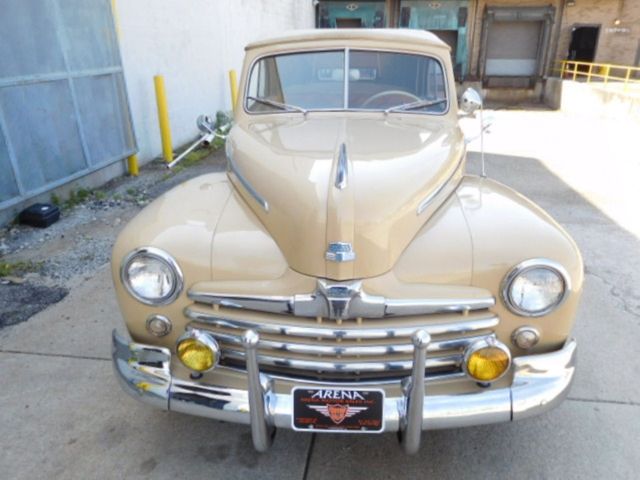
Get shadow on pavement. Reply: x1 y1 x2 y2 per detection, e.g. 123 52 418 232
1 151 638 480
302 151 640 479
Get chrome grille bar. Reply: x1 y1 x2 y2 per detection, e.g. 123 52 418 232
209 331 494 356
185 307 499 340
188 279 495 320
221 349 461 373
185 280 497 382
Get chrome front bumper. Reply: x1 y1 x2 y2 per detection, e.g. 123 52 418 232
112 329 577 453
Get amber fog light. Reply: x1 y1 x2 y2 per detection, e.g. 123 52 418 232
464 339 511 383
176 331 220 372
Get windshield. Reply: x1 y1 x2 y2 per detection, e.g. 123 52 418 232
245 49 447 114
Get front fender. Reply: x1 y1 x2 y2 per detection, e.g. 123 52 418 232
457 176 583 352
393 175 582 354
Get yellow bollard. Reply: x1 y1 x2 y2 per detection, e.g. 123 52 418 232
127 154 139 176
229 69 239 111
112 0 139 177
154 75 173 163
111 0 120 36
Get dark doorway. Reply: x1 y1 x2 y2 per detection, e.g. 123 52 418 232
336 18 363 28
568 26 599 62
432 30 460 78
432 30 458 61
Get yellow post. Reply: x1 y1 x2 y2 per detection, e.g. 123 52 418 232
127 154 139 176
112 0 139 176
154 75 173 163
229 69 239 111
603 65 611 84
587 63 593 83
572 62 578 81
560 60 566 79
111 0 120 36
624 68 632 92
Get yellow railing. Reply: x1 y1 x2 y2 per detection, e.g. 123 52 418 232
558 60 640 91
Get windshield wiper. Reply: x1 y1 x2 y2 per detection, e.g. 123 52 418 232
384 98 447 115
247 96 307 115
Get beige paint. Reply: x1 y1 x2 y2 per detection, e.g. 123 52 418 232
112 30 582 387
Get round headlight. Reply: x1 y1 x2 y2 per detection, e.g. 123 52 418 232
121 247 183 305
502 259 569 317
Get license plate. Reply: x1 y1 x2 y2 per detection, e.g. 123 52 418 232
291 387 385 433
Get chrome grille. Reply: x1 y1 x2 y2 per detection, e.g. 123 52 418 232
184 305 498 382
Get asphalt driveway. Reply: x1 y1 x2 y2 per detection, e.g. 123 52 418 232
1 108 638 479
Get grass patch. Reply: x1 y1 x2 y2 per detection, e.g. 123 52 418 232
50 187 115 211
161 144 214 180
0 260 44 278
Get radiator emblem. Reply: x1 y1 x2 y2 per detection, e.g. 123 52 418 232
325 242 356 263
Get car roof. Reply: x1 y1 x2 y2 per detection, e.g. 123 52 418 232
245 29 449 51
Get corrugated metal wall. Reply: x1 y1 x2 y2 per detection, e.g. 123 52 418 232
0 0 136 209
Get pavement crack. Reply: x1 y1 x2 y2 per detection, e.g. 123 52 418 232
302 433 316 480
0 349 110 362
567 396 640 407
585 269 640 319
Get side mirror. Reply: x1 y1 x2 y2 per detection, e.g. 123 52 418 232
197 114 216 134
460 88 483 114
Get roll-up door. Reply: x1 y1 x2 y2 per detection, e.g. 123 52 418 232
479 6 555 85
485 21 542 76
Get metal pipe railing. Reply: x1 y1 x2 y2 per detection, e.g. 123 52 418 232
556 60 640 92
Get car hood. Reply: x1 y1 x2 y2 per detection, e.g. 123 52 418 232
226 114 465 280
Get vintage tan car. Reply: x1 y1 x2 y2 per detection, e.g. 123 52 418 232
111 29 582 454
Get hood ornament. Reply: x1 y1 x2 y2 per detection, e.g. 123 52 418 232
325 242 356 263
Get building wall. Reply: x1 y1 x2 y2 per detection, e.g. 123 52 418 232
555 0 640 66
116 0 314 163
466 0 563 79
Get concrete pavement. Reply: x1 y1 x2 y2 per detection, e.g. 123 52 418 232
0 266 312 480
1 108 638 479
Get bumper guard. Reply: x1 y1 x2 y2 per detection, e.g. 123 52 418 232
112 329 577 453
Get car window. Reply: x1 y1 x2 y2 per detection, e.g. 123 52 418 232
245 49 447 114
247 50 345 111
348 50 446 112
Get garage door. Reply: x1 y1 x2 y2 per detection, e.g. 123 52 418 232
0 0 136 209
485 21 542 76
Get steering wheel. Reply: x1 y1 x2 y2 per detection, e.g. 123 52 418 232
361 90 421 108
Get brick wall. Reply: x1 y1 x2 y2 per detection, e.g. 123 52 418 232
464 0 640 81
556 0 640 66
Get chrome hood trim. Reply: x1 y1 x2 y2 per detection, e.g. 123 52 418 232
226 141 269 212
335 142 349 190
188 279 495 321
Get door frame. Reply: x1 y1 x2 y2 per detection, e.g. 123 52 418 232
568 23 601 62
